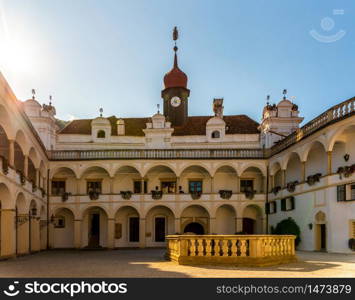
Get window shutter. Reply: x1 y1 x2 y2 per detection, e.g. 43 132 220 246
281 198 286 211
290 197 295 210
337 185 346 201
265 202 270 214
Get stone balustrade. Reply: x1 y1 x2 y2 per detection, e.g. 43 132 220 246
166 234 296 266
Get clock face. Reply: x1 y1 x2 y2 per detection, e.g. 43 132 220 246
170 96 181 107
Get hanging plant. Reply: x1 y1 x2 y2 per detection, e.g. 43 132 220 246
244 190 256 200
88 191 100 200
190 191 202 200
286 181 298 193
337 165 355 179
306 173 322 186
61 192 71 202
120 191 132 200
0 155 8 174
219 190 232 199
16 170 26 185
271 186 281 195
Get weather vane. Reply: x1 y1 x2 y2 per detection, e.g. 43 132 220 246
157 104 160 114
99 107 103 117
266 95 270 105
283 89 287 99
173 26 178 52
31 89 36 100
49 95 52 106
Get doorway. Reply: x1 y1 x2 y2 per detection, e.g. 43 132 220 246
88 213 100 248
243 218 255 234
183 222 204 235
315 224 326 251
155 217 166 242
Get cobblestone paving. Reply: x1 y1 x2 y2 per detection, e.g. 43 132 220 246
0 249 354 278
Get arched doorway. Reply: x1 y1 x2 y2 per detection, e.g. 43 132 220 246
180 205 209 234
114 206 140 247
315 211 327 251
242 205 263 234
82 206 108 248
53 208 75 248
215 205 236 234
184 222 204 235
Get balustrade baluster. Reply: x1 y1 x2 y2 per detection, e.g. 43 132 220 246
214 239 220 256
205 239 212 256
197 239 204 256
231 239 237 256
240 239 247 257
222 239 229 256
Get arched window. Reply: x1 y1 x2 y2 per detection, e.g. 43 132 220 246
97 130 105 138
211 131 220 138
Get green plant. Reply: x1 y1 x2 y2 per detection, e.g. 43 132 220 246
273 217 301 246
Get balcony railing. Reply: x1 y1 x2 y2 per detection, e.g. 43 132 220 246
166 234 296 266
270 97 355 155
48 148 265 160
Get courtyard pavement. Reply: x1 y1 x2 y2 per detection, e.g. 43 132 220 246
0 249 354 278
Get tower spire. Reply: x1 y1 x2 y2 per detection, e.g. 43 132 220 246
173 26 178 68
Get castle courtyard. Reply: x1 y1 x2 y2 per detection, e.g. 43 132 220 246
0 249 354 278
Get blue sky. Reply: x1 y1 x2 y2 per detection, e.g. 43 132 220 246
0 0 354 124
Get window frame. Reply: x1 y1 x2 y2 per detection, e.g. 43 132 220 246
51 180 66 196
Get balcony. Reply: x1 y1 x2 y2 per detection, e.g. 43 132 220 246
166 234 296 266
47 148 265 160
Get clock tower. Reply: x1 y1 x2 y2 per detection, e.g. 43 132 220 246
162 27 190 127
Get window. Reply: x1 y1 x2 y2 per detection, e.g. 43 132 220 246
240 179 254 192
97 130 105 138
54 216 65 228
211 131 220 138
129 217 139 242
337 184 346 201
161 181 176 194
51 180 65 195
133 180 147 193
189 180 202 193
351 221 355 238
351 184 355 201
155 217 166 242
281 197 295 211
87 181 102 194
265 201 277 214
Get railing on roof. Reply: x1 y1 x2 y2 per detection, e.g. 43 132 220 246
48 148 265 160
270 97 355 155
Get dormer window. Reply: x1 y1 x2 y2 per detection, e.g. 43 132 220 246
97 130 105 138
211 131 220 138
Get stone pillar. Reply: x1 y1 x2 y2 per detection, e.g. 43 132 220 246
141 178 145 194
0 209 16 258
327 151 332 175
109 178 114 194
107 218 115 249
17 215 29 255
281 169 286 188
236 218 243 233
30 217 40 252
40 221 47 250
210 177 214 194
24 155 29 178
236 175 240 193
139 218 146 248
174 218 181 234
8 139 15 167
36 169 40 187
48 222 55 249
74 219 82 248
209 217 216 234
176 176 180 194
76 178 81 195
301 161 306 182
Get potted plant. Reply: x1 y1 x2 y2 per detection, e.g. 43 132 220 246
120 191 132 200
286 181 298 193
151 190 163 200
219 190 232 199
306 173 322 186
16 170 26 185
271 186 281 195
337 164 355 179
190 191 202 200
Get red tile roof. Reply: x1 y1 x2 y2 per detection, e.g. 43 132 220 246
58 115 259 136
